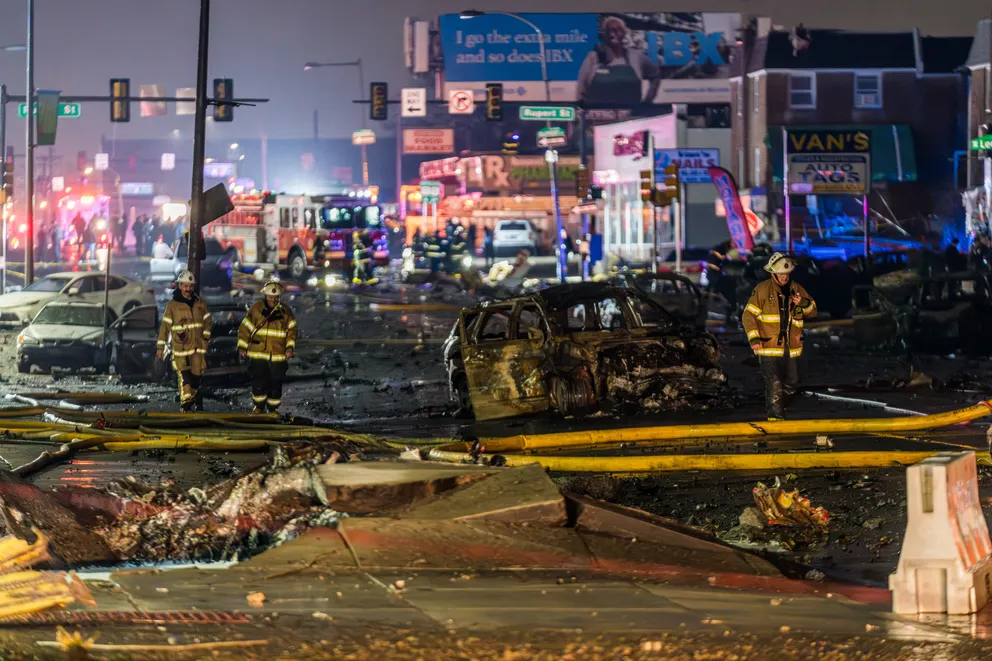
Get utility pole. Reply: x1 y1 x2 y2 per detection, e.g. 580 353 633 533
188 0 210 288
24 0 34 285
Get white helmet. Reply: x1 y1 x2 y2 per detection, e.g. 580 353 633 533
261 280 285 297
177 270 196 285
763 252 795 275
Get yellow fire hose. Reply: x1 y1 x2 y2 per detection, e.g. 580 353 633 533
455 400 992 454
426 448 990 473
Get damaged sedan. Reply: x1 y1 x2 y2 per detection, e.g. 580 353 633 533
444 282 728 420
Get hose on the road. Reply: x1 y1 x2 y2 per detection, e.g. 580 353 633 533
448 399 992 454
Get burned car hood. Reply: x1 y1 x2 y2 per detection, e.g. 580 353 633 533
23 324 103 344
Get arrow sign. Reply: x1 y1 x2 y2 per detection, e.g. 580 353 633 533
402 88 427 118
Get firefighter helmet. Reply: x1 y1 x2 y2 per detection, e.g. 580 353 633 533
177 270 196 285
764 252 796 274
261 280 285 297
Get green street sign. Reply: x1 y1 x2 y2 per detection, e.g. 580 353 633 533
537 127 566 139
519 106 576 122
18 102 81 119
971 135 992 151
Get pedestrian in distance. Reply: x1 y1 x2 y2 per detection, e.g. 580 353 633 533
157 270 212 412
238 279 297 414
741 253 817 421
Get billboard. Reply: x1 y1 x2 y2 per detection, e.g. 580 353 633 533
654 148 720 183
786 130 871 195
439 12 740 104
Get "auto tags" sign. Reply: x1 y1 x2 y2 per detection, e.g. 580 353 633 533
786 130 871 196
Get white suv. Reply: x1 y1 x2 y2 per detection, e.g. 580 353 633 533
492 220 537 257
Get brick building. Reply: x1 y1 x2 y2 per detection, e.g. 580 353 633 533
729 23 970 238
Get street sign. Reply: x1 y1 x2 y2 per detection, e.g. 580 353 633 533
972 135 992 151
448 90 475 115
537 126 568 148
520 106 576 122
420 180 441 203
95 153 109 171
161 153 176 171
402 88 427 118
653 149 720 184
352 129 376 146
17 102 81 119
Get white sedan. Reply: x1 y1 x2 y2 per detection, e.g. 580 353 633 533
0 272 156 326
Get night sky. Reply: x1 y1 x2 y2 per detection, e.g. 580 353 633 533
0 0 989 159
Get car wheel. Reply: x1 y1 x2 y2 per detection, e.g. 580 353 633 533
451 371 473 415
16 358 29 374
288 250 306 279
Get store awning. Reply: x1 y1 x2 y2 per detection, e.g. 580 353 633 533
768 125 917 185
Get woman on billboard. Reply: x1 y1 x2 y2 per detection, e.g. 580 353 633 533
576 15 660 106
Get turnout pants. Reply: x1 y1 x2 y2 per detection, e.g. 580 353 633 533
177 370 202 409
249 360 288 411
759 355 799 419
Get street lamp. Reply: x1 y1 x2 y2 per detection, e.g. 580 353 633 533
460 10 567 281
303 59 369 186
83 166 93 175
229 142 238 150
0 44 25 52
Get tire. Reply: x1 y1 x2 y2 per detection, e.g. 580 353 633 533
122 300 141 314
451 371 472 415
288 249 306 279
16 358 29 374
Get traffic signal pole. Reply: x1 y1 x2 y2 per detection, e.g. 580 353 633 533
188 0 211 289
25 0 34 285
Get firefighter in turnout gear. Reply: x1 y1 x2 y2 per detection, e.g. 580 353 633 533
351 231 372 285
238 279 297 413
156 270 212 411
741 253 817 421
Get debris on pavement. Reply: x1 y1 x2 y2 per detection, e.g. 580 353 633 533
752 481 830 528
0 531 94 621
246 591 266 607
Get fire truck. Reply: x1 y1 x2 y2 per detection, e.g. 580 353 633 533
204 187 388 278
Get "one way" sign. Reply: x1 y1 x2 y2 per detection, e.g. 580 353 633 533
402 88 427 118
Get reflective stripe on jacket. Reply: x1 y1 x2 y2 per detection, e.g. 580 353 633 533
237 301 297 362
157 295 212 375
741 278 816 358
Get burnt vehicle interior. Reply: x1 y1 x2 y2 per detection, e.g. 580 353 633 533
452 284 728 421
612 272 706 330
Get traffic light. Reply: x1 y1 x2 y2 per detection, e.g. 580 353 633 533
214 78 234 122
639 169 654 202
2 147 12 204
576 166 589 198
77 151 87 171
370 82 388 120
485 83 503 121
661 164 680 201
110 78 130 122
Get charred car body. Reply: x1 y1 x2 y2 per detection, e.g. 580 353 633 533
851 270 992 353
443 283 728 421
611 272 707 330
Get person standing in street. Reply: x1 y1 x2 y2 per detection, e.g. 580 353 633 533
741 253 816 421
238 279 297 414
132 216 146 257
157 270 212 412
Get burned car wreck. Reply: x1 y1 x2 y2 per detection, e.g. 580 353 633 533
851 270 992 353
443 282 729 420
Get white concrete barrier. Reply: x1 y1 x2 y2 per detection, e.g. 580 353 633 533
890 451 992 614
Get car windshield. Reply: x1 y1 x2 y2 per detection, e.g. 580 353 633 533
498 222 529 231
22 276 71 293
320 205 381 230
34 306 104 326
176 239 224 259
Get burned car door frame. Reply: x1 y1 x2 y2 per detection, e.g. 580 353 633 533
110 304 160 374
460 301 551 421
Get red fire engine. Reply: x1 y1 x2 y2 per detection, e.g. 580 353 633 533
204 187 388 278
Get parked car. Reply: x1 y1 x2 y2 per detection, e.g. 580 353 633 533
657 247 711 285
0 272 156 326
611 272 707 330
148 237 234 290
492 220 537 257
17 302 117 373
443 282 728 421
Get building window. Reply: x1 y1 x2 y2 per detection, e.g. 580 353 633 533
789 73 816 109
854 73 882 109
